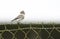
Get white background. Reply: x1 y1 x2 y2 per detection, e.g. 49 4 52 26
0 0 60 24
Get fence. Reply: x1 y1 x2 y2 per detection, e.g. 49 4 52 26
0 24 60 39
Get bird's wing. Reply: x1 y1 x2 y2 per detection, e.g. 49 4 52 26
11 15 24 21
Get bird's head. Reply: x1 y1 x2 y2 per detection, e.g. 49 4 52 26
20 10 25 15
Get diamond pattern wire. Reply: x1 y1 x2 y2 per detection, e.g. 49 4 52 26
0 24 60 39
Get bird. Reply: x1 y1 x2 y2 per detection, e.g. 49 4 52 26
11 10 25 24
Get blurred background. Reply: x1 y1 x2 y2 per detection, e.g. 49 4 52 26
0 0 60 24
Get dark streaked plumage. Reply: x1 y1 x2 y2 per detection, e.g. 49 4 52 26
12 15 24 22
11 10 25 22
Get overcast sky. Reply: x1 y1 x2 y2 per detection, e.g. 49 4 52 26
0 0 60 24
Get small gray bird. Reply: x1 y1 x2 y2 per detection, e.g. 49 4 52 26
11 10 25 24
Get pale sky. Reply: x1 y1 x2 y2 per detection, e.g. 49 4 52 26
0 0 60 24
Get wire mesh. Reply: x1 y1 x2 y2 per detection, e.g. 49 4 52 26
0 24 60 39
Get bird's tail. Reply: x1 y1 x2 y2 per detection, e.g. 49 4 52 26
11 19 15 22
11 18 17 22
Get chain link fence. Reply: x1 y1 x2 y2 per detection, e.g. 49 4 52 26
0 24 60 39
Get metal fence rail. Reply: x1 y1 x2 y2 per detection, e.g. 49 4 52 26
0 24 60 39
